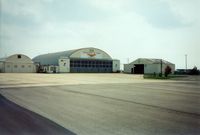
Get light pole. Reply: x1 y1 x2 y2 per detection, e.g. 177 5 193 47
185 54 187 72
127 58 129 64
160 59 163 76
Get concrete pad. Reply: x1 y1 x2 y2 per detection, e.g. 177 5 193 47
0 73 199 135
0 73 174 88
0 94 76 135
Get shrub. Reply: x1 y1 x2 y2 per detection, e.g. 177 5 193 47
165 66 172 77
189 66 199 75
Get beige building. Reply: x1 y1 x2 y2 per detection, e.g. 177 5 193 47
0 54 36 73
124 58 175 74
33 47 120 73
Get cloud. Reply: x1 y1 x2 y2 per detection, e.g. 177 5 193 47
0 0 43 22
0 0 199 68
86 0 190 29
162 0 200 24
131 0 186 29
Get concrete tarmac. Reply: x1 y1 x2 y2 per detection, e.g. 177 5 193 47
0 74 199 135
0 94 76 135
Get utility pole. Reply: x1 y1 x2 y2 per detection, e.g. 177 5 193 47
185 54 187 72
127 58 129 64
160 59 163 76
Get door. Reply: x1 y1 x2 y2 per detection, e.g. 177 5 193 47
131 68 134 74
134 64 144 74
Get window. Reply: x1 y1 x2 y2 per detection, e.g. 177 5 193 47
7 65 10 68
82 61 86 64
21 65 25 68
50 67 54 71
64 63 66 66
28 65 31 68
18 55 21 59
14 65 18 68
74 63 78 67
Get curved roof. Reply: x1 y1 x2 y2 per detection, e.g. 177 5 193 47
0 54 33 63
32 47 112 65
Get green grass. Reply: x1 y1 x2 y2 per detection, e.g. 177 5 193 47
143 74 186 79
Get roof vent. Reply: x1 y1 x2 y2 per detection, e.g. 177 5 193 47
18 55 21 59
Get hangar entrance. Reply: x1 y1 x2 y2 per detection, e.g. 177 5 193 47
70 59 112 73
134 64 144 74
5 63 34 73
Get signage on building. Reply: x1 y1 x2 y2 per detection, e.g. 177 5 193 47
86 49 96 57
81 49 102 58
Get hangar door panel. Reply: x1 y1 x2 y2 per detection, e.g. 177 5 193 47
12 64 20 72
7 63 33 73
5 63 13 73
70 59 112 73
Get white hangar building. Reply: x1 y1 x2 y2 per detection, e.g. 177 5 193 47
0 54 36 73
124 58 175 74
33 47 120 73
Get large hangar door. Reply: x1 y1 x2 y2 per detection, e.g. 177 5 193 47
70 59 112 73
134 64 144 74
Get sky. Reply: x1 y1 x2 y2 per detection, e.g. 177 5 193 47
0 0 200 69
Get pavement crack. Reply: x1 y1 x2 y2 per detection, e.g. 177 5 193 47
61 89 200 118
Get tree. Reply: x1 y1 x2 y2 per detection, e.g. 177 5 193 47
165 66 172 77
189 66 199 75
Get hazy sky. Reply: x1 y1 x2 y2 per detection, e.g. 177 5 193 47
0 0 200 69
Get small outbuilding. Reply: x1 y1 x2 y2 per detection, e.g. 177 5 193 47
0 54 36 73
124 58 175 74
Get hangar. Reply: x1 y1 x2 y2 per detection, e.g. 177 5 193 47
33 47 120 73
124 58 175 74
0 54 36 73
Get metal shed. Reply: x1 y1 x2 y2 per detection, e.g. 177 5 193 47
0 54 36 73
124 58 175 74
